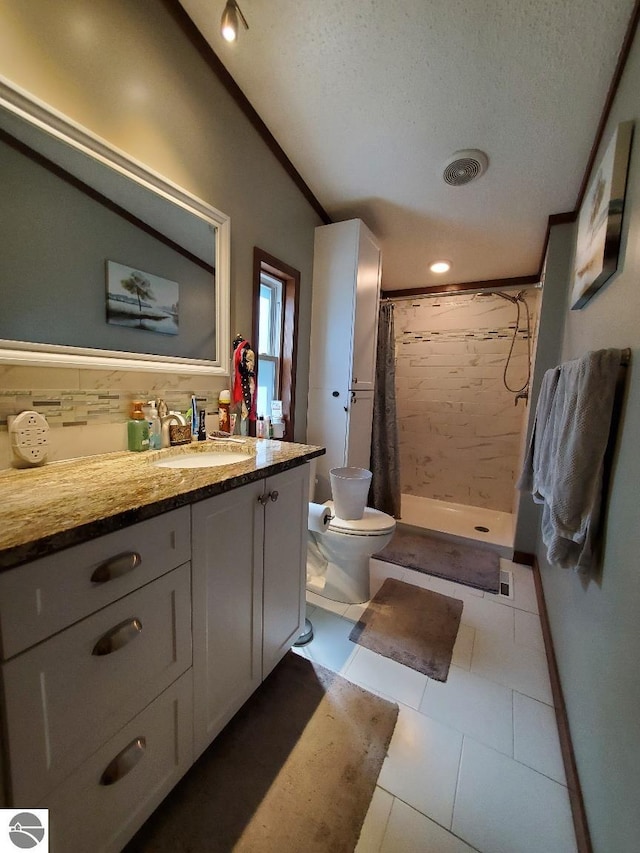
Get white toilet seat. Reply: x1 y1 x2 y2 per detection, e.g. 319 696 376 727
324 501 396 537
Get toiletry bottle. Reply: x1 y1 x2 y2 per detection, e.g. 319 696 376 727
198 409 206 441
147 400 162 450
256 415 265 438
190 395 198 439
218 390 231 433
128 401 150 452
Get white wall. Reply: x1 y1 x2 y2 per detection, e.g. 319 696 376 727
535 25 640 853
394 291 539 512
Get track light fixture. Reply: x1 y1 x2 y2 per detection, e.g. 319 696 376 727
221 0 249 43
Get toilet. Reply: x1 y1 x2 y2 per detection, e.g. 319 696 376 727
307 500 396 604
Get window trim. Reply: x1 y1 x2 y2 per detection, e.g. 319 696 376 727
252 248 300 441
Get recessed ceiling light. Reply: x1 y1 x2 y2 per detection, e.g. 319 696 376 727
430 260 451 274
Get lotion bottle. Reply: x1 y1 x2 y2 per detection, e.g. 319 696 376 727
128 401 150 452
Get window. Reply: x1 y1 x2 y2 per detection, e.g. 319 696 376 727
257 272 283 417
252 249 300 441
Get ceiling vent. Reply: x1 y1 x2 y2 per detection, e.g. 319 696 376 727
443 149 489 186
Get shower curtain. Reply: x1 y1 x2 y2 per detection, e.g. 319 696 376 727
369 301 401 517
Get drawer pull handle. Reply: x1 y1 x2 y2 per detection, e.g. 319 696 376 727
100 736 146 785
92 618 143 656
269 490 279 502
91 551 142 584
257 493 269 506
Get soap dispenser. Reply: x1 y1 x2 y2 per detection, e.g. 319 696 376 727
128 401 150 452
146 400 162 450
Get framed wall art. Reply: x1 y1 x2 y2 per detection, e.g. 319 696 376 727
106 261 179 335
571 120 634 309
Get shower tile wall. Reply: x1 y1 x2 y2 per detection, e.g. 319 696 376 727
394 292 539 513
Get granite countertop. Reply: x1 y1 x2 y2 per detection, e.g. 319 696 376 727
0 438 325 571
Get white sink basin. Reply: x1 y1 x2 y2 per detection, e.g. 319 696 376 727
153 451 252 469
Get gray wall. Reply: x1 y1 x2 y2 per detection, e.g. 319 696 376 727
0 0 322 439
534 28 640 853
513 222 574 553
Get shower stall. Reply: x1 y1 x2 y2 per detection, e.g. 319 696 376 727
390 286 540 553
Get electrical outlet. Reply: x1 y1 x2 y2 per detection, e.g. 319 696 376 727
8 410 50 467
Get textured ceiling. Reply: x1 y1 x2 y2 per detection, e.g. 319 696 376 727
180 0 635 290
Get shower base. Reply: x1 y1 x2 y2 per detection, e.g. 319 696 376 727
399 493 514 558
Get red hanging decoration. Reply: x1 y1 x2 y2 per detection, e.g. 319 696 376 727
232 337 257 421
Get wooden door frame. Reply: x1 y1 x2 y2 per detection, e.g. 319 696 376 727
252 248 300 441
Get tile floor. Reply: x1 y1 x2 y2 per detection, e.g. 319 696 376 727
293 557 577 853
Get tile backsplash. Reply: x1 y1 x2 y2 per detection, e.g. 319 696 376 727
0 364 227 469
0 388 217 429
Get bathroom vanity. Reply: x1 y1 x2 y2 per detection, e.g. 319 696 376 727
0 439 323 852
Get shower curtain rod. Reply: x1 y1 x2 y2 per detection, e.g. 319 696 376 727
382 281 542 302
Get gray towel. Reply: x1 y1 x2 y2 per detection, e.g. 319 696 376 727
517 366 561 498
519 348 622 572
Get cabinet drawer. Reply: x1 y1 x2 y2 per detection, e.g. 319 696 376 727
2 562 192 804
44 669 193 853
0 506 190 659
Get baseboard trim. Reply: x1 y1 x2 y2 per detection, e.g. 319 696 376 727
532 558 593 853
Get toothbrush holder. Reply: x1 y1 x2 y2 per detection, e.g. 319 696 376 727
169 424 192 446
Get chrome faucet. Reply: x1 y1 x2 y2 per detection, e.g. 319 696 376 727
160 412 187 448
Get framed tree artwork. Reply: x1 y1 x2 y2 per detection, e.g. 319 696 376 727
571 120 634 309
106 261 179 335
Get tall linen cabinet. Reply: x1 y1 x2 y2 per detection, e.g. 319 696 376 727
307 219 382 501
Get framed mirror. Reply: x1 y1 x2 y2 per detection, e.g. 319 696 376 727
0 78 230 375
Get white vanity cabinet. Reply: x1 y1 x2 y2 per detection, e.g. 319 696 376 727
3 562 192 804
45 670 193 853
191 464 309 758
0 458 312 852
191 477 263 756
0 507 194 853
261 465 309 678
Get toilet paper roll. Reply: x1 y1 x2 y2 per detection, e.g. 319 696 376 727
308 502 332 533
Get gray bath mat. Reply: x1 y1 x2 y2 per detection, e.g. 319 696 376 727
349 578 463 681
374 526 500 593
124 652 398 852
